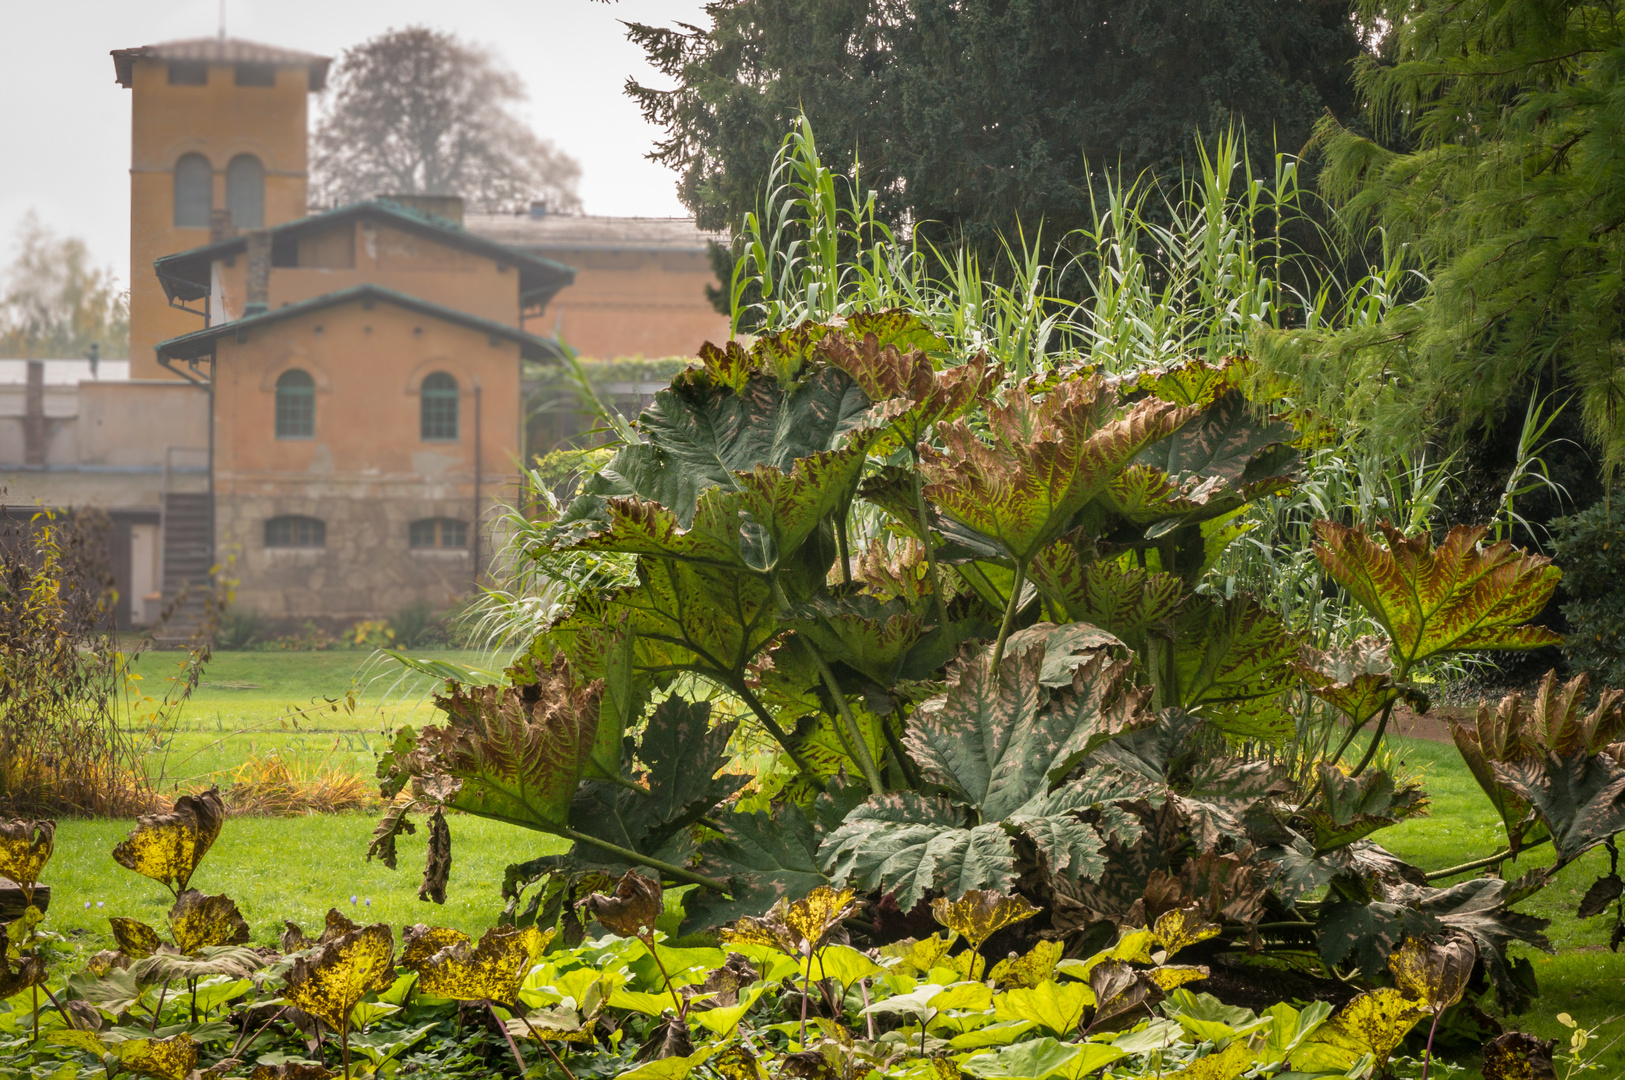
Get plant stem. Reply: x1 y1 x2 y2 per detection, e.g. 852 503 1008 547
642 934 685 1012
860 979 875 1040
727 677 826 793
341 1019 351 1080
989 560 1027 670
1424 836 1552 881
539 1032 578 1080
40 984 77 1031
802 638 886 795
489 1000 528 1073
911 468 956 652
150 980 170 1032
1348 700 1394 778
881 719 922 789
836 502 853 585
1422 1010 1442 1080
558 827 731 893
231 1007 287 1058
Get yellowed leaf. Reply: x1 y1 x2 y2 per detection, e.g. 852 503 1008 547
1293 988 1427 1072
988 940 1064 989
108 917 165 960
784 886 858 951
111 790 226 893
1146 965 1210 991
1151 907 1222 960
405 924 548 1005
116 1034 198 1080
168 889 250 954
931 891 1040 949
283 923 396 1031
1162 1040 1256 1079
1387 936 1474 1014
877 933 956 976
0 819 53 891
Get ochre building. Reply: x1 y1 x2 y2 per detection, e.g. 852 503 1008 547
0 33 730 631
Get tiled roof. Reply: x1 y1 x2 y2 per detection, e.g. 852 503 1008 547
153 200 576 312
465 214 727 254
112 37 331 90
154 284 568 366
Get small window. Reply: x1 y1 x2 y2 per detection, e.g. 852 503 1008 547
235 63 276 87
264 516 325 548
173 154 212 228
275 369 315 438
226 154 265 229
410 518 468 550
420 372 459 440
168 61 208 85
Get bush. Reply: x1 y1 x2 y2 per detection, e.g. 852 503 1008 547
1552 493 1625 685
388 599 446 649
214 605 269 651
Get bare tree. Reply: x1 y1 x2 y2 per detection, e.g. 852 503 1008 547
311 27 583 214
0 212 129 360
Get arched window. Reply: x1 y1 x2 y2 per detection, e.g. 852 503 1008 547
275 369 315 438
173 154 212 228
409 518 468 550
226 154 265 229
420 372 459 440
264 516 325 548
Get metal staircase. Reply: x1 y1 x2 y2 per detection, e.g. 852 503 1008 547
156 491 214 644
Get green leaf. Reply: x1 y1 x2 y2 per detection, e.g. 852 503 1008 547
1294 637 1422 726
818 793 963 914
687 803 829 931
1299 766 1430 853
992 981 1093 1037
382 650 503 687
1028 547 1182 650
1163 989 1267 1043
782 593 929 686
962 1037 1126 1080
558 365 872 533
1170 594 1299 743
1312 522 1562 668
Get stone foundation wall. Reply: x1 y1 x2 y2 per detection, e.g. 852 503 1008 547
218 476 516 620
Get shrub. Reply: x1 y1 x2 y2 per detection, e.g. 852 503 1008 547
1552 493 1625 686
214 605 268 650
388 599 445 649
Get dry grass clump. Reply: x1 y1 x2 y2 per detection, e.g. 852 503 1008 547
220 752 378 816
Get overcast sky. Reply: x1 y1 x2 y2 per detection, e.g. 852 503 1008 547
0 0 711 290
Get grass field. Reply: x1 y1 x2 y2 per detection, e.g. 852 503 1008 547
40 653 1625 1075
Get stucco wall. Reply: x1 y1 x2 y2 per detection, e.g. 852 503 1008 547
211 297 522 618
128 57 311 372
527 247 730 359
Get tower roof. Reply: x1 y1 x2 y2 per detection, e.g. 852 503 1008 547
112 37 331 90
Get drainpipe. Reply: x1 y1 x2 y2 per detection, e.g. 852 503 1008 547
472 381 482 591
22 360 44 465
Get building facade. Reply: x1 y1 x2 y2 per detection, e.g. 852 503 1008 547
0 33 732 632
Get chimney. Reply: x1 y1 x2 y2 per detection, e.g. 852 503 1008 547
210 209 237 243
381 194 464 226
23 360 45 465
244 230 271 316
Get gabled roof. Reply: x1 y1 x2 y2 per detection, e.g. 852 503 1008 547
112 37 331 90
466 213 726 254
154 284 567 366
153 200 577 312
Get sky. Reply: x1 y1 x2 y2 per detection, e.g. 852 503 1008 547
0 0 712 291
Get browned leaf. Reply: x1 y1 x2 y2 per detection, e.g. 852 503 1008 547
1481 1031 1557 1080
580 870 663 939
1387 935 1475 1014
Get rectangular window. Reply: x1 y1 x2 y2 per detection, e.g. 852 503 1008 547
235 63 276 87
264 516 325 548
168 61 208 86
410 518 468 549
420 391 459 441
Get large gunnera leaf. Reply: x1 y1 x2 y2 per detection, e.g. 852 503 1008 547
1028 546 1182 653
1295 637 1424 726
688 804 830 931
1170 595 1299 743
1494 750 1625 865
816 331 998 452
919 374 1198 563
555 362 872 535
819 627 1154 910
1312 522 1562 667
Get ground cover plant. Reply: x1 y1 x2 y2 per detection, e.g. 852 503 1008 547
0 810 1597 1080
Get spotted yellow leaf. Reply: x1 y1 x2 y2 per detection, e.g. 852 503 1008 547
283 923 396 1032
932 890 1041 950
168 889 250 954
988 940 1064 989
877 933 957 976
1388 936 1474 1014
993 980 1093 1037
1291 988 1427 1072
108 917 165 959
116 1034 198 1080
1146 965 1210 991
1152 907 1222 960
1162 1039 1256 1079
404 924 550 1005
111 789 225 893
0 819 53 892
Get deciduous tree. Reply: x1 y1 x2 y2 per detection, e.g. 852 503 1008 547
312 26 583 214
0 213 128 360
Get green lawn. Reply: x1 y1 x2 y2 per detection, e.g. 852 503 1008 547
123 648 493 787
42 654 1625 1076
